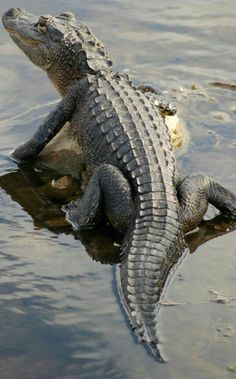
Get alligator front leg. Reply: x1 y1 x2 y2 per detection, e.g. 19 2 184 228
63 164 134 232
177 174 236 233
9 85 80 163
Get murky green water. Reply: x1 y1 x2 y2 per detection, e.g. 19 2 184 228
0 1 236 378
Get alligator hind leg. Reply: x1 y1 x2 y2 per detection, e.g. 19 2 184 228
63 164 134 231
177 174 236 233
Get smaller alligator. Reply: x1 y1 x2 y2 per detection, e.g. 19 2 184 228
2 8 236 360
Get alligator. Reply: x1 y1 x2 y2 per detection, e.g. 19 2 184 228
2 8 236 359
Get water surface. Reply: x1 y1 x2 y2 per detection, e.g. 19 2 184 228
0 1 236 378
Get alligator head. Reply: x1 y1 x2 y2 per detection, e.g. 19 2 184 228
2 8 112 95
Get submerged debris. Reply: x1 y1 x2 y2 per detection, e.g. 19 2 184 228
191 82 198 90
211 111 231 122
209 81 236 91
158 299 183 306
208 289 236 305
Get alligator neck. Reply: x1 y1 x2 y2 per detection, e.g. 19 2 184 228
47 50 113 96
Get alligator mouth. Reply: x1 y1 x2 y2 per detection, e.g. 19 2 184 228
6 28 42 46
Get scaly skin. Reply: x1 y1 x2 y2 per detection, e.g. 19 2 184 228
2 8 236 359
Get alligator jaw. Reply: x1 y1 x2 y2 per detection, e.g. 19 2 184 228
5 29 43 47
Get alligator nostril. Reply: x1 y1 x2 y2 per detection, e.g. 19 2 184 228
4 8 19 18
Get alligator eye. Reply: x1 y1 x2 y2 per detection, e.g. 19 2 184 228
35 16 48 33
37 24 47 33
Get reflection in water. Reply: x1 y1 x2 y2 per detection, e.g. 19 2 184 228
1 164 235 265
0 164 236 379
0 164 129 379
0 165 121 265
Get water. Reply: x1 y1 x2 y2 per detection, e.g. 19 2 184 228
0 1 236 378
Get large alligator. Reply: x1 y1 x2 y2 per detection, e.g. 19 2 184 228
2 8 236 359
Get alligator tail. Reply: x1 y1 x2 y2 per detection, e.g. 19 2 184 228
118 209 183 360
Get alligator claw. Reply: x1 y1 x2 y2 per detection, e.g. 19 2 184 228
61 204 68 213
62 201 82 231
8 148 28 164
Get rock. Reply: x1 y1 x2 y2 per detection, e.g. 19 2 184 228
39 175 80 200
52 176 76 190
165 114 184 150
227 364 236 372
45 216 69 229
37 122 85 178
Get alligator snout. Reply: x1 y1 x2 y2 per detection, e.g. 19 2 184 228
2 8 21 29
2 8 27 29
3 8 24 18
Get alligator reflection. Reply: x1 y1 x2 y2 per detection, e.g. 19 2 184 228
1 165 236 265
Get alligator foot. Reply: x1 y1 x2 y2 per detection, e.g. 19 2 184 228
177 174 236 233
63 164 134 232
8 142 38 163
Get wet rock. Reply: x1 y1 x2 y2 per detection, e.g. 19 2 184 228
52 176 77 191
165 114 184 150
227 364 236 372
37 122 85 178
39 175 80 200
45 216 69 229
